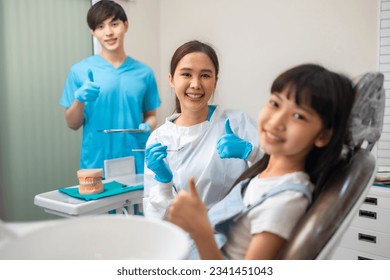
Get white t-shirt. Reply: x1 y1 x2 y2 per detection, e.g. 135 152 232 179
222 172 313 260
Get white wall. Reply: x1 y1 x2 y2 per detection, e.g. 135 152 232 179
112 0 161 92
120 0 160 74
124 0 379 123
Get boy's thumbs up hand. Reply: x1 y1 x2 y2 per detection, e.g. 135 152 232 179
74 69 100 102
87 68 94 82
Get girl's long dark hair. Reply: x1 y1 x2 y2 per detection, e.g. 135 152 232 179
231 64 356 199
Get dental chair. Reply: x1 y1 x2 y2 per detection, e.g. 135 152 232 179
277 72 385 260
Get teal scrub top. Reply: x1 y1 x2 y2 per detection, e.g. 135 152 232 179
60 55 161 173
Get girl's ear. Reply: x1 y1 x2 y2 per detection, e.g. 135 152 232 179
168 74 174 88
315 129 333 148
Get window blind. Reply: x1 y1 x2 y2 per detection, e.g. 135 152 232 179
378 0 390 167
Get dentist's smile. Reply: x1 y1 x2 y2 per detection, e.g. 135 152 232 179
186 93 205 100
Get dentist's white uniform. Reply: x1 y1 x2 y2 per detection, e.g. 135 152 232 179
143 106 262 219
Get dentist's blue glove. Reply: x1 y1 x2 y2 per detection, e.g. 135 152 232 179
217 119 253 160
138 123 152 132
145 143 173 183
74 69 100 102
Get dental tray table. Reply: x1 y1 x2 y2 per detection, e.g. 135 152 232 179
34 174 144 218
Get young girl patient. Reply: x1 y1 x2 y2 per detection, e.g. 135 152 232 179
167 64 356 260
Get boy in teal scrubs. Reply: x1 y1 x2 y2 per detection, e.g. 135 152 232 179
60 0 161 174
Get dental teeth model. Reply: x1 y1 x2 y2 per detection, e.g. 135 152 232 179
77 169 104 194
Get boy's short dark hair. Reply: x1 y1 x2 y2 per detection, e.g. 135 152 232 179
87 0 128 30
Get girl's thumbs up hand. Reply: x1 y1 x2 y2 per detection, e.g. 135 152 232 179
168 177 209 237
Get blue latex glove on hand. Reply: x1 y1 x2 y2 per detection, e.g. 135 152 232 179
74 69 100 102
217 119 253 160
145 143 173 183
138 123 152 132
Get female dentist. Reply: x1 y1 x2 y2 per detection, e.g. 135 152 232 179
143 40 262 219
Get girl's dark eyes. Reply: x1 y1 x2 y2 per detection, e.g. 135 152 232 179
293 113 305 120
269 100 279 107
269 100 307 120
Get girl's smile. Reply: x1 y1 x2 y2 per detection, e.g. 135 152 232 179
258 89 331 163
263 130 285 144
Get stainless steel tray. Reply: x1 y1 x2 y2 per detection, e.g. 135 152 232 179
97 129 147 134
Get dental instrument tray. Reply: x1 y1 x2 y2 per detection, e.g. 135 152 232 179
58 181 143 201
34 174 144 217
97 129 147 133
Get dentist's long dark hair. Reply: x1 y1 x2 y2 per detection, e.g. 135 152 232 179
169 40 219 113
231 64 356 199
